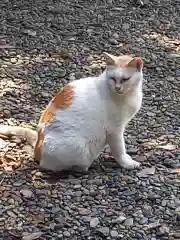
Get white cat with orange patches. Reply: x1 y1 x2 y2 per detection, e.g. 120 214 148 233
0 53 144 172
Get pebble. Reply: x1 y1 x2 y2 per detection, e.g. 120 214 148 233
109 38 118 45
174 233 180 238
96 227 110 237
75 191 82 197
139 217 148 224
110 230 119 237
57 68 66 77
41 92 49 98
115 215 126 223
20 189 34 198
10 58 17 63
90 217 100 228
124 218 134 226
73 184 81 189
78 208 91 215
63 231 71 237
112 33 119 39
13 180 26 187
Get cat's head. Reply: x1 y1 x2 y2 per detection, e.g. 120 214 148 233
104 52 144 95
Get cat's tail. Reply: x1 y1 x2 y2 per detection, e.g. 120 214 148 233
0 125 37 147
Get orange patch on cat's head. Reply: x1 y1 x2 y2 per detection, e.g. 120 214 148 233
126 57 144 70
103 52 143 70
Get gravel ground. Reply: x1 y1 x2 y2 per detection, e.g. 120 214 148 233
0 0 180 239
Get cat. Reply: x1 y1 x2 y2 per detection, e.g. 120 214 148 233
0 52 144 172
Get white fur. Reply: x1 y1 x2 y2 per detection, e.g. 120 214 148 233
40 66 143 172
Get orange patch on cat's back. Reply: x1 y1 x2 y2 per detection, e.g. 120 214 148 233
34 84 74 162
39 84 74 125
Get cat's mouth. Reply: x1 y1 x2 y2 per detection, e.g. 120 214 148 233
115 88 130 95
116 90 124 95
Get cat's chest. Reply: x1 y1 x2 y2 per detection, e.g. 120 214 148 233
125 92 142 113
112 90 142 122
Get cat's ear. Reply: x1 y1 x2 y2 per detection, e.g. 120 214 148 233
127 57 144 71
103 52 117 65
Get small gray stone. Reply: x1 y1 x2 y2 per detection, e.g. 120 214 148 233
175 206 180 214
78 208 91 215
112 33 119 39
7 211 16 218
122 23 130 29
90 217 100 228
109 38 118 45
13 180 26 187
81 216 91 223
63 231 71 237
73 184 81 189
174 233 180 238
56 68 66 77
86 56 94 61
117 234 124 239
51 207 61 214
96 227 110 237
115 215 126 223
107 0 113 4
41 92 49 98
159 225 169 234
10 58 17 63
23 29 37 36
75 191 82 197
110 230 118 237
139 217 148 225
175 207 180 219
124 218 134 226
20 189 34 199
0 218 5 222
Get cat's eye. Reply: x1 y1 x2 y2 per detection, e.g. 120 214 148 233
121 77 130 83
111 77 117 82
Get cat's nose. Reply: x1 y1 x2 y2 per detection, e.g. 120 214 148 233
115 85 122 91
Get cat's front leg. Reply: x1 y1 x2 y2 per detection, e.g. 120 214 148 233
107 132 140 169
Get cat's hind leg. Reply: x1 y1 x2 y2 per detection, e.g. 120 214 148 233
39 138 93 172
107 133 140 169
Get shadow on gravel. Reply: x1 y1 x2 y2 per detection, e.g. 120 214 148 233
0 25 180 172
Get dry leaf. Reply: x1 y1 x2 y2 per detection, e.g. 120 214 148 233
137 167 155 177
22 232 42 240
144 220 161 230
0 134 9 140
0 44 14 49
169 168 180 173
0 139 8 149
156 143 176 150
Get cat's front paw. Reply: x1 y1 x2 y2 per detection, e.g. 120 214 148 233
118 154 141 169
